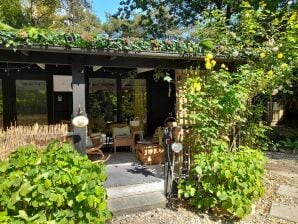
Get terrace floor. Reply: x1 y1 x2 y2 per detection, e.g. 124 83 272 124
102 152 166 215
104 152 164 188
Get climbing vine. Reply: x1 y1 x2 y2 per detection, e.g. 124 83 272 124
179 1 297 219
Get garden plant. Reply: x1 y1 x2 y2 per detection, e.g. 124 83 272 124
0 141 111 223
178 1 297 219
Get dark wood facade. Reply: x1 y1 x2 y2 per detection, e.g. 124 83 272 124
0 45 224 152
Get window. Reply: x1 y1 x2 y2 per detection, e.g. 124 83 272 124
89 78 117 132
16 80 47 125
121 79 147 124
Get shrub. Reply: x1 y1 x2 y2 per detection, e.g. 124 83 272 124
178 146 266 219
0 141 111 223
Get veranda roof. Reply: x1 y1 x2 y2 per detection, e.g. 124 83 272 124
0 27 233 69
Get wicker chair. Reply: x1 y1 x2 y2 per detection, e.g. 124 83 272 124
109 123 134 153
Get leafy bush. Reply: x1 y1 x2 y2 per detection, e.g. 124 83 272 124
0 141 111 223
278 138 298 151
178 146 266 219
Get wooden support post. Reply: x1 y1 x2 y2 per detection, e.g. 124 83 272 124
71 56 87 154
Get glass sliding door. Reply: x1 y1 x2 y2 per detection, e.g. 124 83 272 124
16 80 48 125
121 79 147 124
89 78 117 133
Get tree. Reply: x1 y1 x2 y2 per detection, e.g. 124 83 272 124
115 0 297 37
0 0 25 28
52 9 102 33
0 0 102 33
22 0 60 27
102 14 145 37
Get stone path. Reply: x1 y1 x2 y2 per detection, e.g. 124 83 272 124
269 185 298 223
266 152 298 223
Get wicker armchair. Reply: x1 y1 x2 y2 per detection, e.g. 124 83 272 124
109 123 134 153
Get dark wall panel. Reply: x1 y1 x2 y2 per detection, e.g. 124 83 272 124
147 72 176 136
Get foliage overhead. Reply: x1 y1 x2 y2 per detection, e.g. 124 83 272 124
116 0 297 37
182 1 297 153
0 24 222 55
0 141 111 223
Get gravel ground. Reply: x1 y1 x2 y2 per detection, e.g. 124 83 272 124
109 151 298 224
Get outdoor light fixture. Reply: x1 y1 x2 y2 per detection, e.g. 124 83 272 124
21 51 29 56
136 68 154 74
92 66 102 72
72 115 89 128
72 106 89 128
36 63 45 70
171 142 183 153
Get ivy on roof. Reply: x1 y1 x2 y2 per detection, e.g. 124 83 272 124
0 24 216 55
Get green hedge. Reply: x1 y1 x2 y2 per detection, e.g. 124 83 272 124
0 141 111 223
178 147 266 219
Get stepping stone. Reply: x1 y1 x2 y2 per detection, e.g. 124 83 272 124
108 191 166 216
277 185 298 199
269 170 298 178
270 203 298 223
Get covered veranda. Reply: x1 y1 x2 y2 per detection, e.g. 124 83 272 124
0 45 213 153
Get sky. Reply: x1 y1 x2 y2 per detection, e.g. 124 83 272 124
92 0 122 22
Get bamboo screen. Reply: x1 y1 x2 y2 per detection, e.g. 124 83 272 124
0 123 68 160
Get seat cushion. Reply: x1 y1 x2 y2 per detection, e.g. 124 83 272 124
115 134 133 139
113 126 130 137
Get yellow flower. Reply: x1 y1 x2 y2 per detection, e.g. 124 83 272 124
205 62 212 70
204 57 210 62
221 63 226 69
211 60 216 67
267 70 274 76
206 53 213 60
260 52 266 59
281 63 288 69
277 53 283 59
193 82 201 92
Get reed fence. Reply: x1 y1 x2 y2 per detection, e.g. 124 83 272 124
0 123 68 160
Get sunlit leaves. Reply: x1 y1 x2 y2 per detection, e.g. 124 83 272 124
178 148 266 218
0 142 111 223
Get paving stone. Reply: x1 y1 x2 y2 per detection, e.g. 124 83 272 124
270 203 298 223
277 185 298 199
269 170 298 178
108 191 166 216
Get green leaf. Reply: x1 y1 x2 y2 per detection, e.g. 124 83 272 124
195 166 203 176
224 170 232 179
49 193 58 202
213 161 220 169
67 199 74 207
0 162 9 172
20 182 33 197
235 207 245 218
217 191 228 201
78 210 84 218
190 187 196 197
32 200 39 208
18 210 29 221
44 179 52 189
56 194 64 207
11 191 21 204
76 192 87 202
87 195 94 207
199 39 215 50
